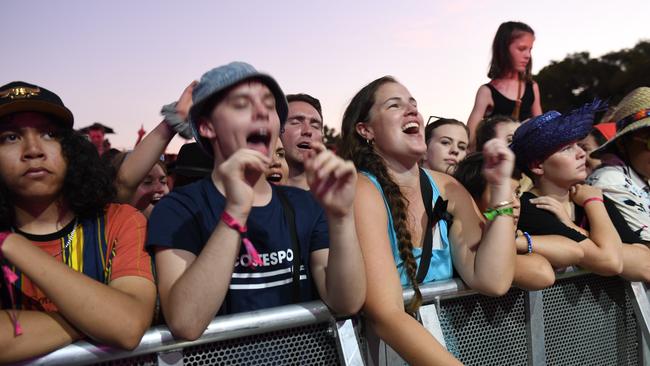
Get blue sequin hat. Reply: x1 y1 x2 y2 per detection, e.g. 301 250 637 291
189 62 289 156
511 100 606 172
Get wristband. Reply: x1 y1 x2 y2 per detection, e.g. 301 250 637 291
582 197 604 206
0 231 22 336
523 232 533 253
220 211 263 268
483 206 514 221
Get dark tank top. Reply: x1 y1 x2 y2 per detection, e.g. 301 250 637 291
485 81 534 121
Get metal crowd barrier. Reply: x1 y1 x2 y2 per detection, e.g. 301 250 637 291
21 271 650 366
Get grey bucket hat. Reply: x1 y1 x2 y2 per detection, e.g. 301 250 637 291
189 62 289 155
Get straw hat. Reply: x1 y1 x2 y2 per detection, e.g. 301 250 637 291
591 87 650 158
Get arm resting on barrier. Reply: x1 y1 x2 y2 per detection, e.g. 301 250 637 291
0 310 81 363
513 253 555 291
620 244 650 282
154 220 243 341
1 234 156 351
310 213 366 316
439 171 516 296
517 234 584 268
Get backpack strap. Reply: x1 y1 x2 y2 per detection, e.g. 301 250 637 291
276 188 302 303
416 169 434 283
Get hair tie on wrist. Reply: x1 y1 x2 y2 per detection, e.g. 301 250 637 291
220 211 263 268
0 232 22 336
583 197 604 206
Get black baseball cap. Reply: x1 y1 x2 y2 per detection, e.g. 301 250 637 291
0 81 74 129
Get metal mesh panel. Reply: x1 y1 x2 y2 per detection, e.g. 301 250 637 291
182 322 339 366
542 274 638 366
438 288 528 366
93 353 157 366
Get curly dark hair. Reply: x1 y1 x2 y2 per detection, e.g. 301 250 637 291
338 76 424 314
0 129 115 228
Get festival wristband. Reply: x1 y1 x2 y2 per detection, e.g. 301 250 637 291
583 197 604 206
0 232 22 336
483 206 514 221
220 211 263 268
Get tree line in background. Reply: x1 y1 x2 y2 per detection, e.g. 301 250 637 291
537 40 650 117
322 40 650 145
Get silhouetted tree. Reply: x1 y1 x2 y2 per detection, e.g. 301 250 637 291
536 40 650 116
323 125 341 151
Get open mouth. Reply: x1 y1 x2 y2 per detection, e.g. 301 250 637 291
247 128 271 153
401 122 420 134
267 172 283 183
297 141 311 150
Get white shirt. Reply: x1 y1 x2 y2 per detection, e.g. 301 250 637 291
587 156 650 242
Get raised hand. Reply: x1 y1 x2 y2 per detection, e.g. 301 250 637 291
217 149 271 217
304 142 357 218
176 80 197 121
570 184 603 207
530 195 574 226
481 138 515 186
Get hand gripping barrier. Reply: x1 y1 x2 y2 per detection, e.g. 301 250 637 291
20 270 650 366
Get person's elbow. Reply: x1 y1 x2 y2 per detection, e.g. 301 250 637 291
588 256 623 277
166 313 206 341
472 276 513 297
328 297 364 317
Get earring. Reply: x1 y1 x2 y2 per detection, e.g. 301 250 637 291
366 138 374 146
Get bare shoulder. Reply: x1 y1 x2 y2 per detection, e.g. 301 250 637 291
477 84 492 97
355 174 389 220
422 168 463 199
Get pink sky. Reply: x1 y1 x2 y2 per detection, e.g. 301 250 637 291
2 0 648 153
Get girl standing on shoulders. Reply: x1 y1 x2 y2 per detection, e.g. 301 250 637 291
467 21 542 149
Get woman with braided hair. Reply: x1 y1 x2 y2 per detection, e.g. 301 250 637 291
338 76 517 365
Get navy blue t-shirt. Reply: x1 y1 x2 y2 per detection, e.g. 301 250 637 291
146 177 329 315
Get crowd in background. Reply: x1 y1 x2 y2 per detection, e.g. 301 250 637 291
1 20 649 365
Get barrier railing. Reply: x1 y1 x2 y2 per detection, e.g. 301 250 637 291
21 271 650 366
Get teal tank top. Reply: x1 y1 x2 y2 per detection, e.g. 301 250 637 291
361 170 453 286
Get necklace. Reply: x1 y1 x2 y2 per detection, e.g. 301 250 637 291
53 219 77 257
11 219 78 257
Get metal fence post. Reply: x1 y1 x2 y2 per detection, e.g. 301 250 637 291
334 318 365 366
526 290 546 366
157 349 183 366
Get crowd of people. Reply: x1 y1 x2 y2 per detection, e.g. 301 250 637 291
1 20 649 365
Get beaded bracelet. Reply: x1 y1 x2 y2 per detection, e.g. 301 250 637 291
523 232 533 253
483 206 514 221
221 211 263 268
